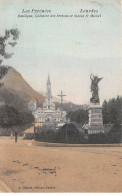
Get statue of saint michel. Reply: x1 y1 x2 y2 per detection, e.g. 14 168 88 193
90 74 103 103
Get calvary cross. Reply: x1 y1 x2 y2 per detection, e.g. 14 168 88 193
57 91 66 119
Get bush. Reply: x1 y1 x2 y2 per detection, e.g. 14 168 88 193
35 123 85 144
67 109 88 124
0 105 34 127
107 131 121 143
34 127 122 144
88 133 108 144
87 131 122 144
35 130 58 142
57 123 80 143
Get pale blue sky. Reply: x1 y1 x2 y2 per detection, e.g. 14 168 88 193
0 0 121 104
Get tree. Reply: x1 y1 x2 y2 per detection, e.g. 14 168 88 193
57 123 79 143
0 28 20 63
102 100 108 124
0 66 9 87
102 96 122 132
67 109 88 124
0 105 34 128
0 28 20 86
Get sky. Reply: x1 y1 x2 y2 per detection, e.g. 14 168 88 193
0 0 121 104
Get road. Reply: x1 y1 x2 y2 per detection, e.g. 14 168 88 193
0 137 122 192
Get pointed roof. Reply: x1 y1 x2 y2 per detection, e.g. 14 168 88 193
47 74 51 85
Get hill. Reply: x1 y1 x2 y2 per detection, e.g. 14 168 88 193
0 66 44 111
55 102 88 112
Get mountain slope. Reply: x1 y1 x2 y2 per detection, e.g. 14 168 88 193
0 67 44 111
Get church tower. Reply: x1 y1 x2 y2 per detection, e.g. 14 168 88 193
43 74 55 110
33 74 67 123
46 74 52 99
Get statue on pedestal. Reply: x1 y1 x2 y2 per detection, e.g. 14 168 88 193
90 74 103 103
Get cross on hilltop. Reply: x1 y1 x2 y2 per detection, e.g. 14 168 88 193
57 91 66 119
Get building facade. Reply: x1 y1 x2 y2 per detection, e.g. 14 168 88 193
28 75 67 124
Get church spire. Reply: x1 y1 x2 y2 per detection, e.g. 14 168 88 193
46 74 52 99
47 74 51 85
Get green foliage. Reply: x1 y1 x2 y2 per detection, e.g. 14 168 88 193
88 133 108 144
0 28 20 60
0 65 10 87
88 131 121 144
67 96 122 131
59 123 79 137
102 96 122 131
67 109 88 124
0 28 20 86
0 66 9 79
0 105 34 127
35 123 84 144
35 129 121 144
55 102 84 112
34 120 121 144
56 123 80 143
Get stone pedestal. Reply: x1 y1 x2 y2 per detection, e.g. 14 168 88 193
88 103 104 134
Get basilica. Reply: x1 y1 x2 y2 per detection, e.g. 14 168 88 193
28 75 67 124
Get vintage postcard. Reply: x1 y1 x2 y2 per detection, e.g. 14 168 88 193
0 0 121 193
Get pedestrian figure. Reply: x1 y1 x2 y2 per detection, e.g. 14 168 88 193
15 131 18 143
82 122 89 135
10 131 13 139
82 122 89 143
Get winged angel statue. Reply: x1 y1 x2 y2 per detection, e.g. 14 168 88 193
90 74 103 103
